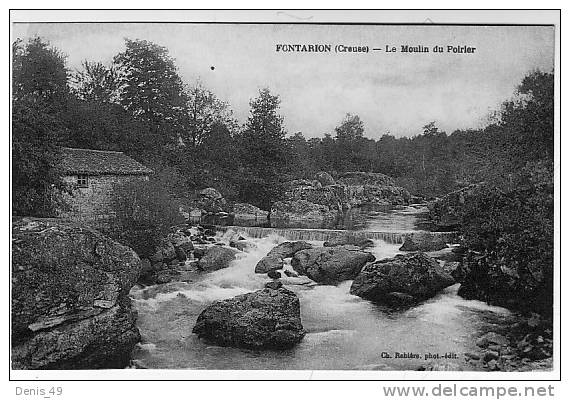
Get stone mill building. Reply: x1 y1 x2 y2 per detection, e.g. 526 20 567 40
59 147 153 222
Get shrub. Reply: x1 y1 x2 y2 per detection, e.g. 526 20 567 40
108 177 184 258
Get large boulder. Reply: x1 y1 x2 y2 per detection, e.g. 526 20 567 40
292 247 375 284
324 234 374 249
192 287 305 349
337 171 397 187
337 172 411 207
255 256 284 274
232 203 269 220
197 187 229 214
254 241 313 274
271 200 338 222
166 232 194 253
197 246 239 272
315 171 335 186
229 240 254 252
11 218 141 369
284 184 346 211
267 241 313 259
200 187 223 200
149 240 177 264
399 232 448 252
274 171 411 222
350 252 455 306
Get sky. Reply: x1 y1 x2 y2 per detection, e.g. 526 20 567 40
11 23 554 138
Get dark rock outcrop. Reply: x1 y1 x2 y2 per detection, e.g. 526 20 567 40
149 240 176 264
229 240 253 252
11 218 141 369
274 171 411 222
198 187 229 214
350 252 455 306
399 232 448 252
315 171 335 186
197 246 239 272
271 200 338 222
457 251 552 314
268 270 282 279
337 172 411 207
254 241 313 274
267 241 314 259
292 247 375 284
265 281 283 290
232 203 269 220
167 231 194 253
192 287 305 349
255 255 284 274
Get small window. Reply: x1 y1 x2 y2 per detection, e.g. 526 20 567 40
77 174 89 188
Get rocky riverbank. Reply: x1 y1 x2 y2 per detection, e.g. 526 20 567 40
271 171 411 224
183 171 412 227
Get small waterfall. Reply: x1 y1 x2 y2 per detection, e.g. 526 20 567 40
217 225 458 244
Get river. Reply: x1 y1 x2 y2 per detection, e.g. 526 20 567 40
129 205 517 370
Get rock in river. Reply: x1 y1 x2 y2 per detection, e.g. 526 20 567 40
267 241 314 259
350 252 455 306
254 241 313 274
11 217 141 369
197 246 239 272
270 200 338 222
399 232 448 252
192 286 305 349
292 247 375 284
255 255 284 274
232 202 269 220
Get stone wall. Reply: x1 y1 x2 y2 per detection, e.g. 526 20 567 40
61 174 149 222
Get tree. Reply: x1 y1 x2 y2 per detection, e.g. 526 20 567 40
237 88 292 209
332 113 367 172
182 81 235 149
66 59 148 153
12 37 69 110
12 37 70 216
113 39 187 153
496 70 554 168
335 113 364 142
72 60 119 103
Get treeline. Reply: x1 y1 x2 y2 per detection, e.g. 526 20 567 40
12 36 553 217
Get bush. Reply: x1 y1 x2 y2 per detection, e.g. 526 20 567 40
454 162 553 315
108 177 184 258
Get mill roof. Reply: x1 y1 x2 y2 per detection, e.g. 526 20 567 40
60 147 153 176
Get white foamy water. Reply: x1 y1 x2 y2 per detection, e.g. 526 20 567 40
130 210 515 370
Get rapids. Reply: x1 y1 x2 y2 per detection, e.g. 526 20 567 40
129 206 515 370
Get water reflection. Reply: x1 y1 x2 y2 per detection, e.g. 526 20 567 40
199 204 432 232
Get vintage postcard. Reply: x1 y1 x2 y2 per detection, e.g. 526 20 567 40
9 9 560 382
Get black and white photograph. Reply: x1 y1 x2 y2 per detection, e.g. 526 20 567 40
8 9 560 383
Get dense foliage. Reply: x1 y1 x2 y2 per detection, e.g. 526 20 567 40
108 177 184 258
12 38 69 216
430 72 554 315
